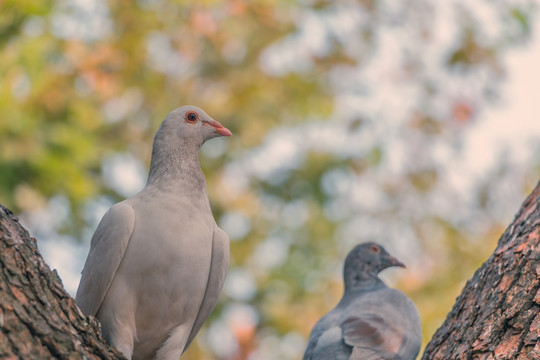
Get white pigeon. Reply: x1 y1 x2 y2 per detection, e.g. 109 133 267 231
76 105 232 360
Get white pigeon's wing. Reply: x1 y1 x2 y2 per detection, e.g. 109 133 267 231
183 227 230 352
75 202 135 316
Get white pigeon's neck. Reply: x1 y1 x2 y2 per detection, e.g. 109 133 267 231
146 139 206 194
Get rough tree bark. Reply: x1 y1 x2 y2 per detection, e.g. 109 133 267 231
422 181 540 360
0 204 124 359
0 178 539 360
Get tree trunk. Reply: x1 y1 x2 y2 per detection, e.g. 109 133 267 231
0 204 124 359
422 182 540 360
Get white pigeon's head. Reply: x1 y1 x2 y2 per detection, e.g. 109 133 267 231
158 105 232 147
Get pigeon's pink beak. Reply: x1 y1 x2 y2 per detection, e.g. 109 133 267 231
204 119 232 137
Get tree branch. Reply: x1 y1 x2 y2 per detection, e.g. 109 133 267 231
422 181 540 359
0 204 124 359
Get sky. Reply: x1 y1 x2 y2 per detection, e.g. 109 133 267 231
465 39 540 177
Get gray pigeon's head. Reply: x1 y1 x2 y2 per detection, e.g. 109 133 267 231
344 242 405 278
157 105 232 148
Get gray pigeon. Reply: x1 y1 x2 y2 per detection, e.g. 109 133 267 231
75 105 232 360
303 242 421 360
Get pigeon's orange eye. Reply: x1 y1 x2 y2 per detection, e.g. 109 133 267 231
186 111 198 123
371 245 380 253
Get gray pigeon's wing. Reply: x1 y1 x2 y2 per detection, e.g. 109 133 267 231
309 326 351 360
339 288 421 360
75 202 135 316
341 314 402 360
303 309 342 360
303 324 325 360
183 227 230 352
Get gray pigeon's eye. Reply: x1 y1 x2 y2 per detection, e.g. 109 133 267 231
370 245 380 253
186 111 198 123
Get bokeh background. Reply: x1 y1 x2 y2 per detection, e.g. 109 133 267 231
1 0 540 359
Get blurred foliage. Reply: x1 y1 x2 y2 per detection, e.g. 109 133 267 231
0 0 539 359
